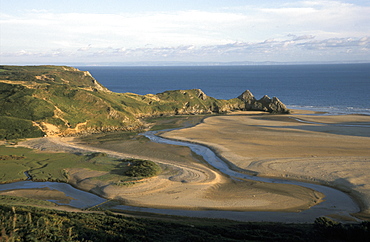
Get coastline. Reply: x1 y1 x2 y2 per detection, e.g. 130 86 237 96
8 114 323 215
2 109 368 222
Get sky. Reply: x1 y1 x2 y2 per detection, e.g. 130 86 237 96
1 0 369 65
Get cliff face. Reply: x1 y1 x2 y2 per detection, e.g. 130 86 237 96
154 89 245 115
0 66 289 138
238 90 290 114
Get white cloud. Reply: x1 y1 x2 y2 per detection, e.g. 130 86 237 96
2 35 368 63
300 37 370 51
1 0 370 63
289 35 316 41
78 44 92 52
1 10 246 51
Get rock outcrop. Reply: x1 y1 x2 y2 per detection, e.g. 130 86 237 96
238 90 290 114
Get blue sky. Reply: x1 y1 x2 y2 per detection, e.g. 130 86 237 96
1 0 369 64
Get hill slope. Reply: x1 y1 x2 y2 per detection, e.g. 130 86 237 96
0 65 288 139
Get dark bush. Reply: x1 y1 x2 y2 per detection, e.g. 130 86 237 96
89 152 108 158
125 159 161 177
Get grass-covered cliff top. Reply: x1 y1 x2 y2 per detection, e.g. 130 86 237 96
0 65 247 139
0 65 108 91
0 65 290 139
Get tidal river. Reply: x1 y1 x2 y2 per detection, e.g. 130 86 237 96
0 131 361 223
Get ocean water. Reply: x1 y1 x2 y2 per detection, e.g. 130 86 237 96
77 64 370 115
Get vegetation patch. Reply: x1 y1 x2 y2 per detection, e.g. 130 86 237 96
0 204 369 241
0 83 55 121
125 159 162 178
146 114 207 131
0 145 162 186
0 116 45 140
0 155 25 160
0 146 117 183
0 195 57 207
79 131 144 144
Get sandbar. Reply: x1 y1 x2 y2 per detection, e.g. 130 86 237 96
162 110 370 217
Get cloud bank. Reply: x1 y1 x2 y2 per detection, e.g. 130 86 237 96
2 36 368 63
1 0 369 63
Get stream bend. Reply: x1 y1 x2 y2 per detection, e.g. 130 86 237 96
131 130 361 223
0 130 361 223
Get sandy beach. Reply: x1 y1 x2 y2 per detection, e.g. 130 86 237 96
162 110 370 218
15 115 324 214
10 109 369 221
51 136 323 213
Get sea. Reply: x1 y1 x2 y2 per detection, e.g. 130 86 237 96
77 63 370 115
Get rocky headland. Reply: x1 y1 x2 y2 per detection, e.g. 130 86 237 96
238 90 290 114
0 65 289 138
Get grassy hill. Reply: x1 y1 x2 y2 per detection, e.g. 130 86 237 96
0 65 248 139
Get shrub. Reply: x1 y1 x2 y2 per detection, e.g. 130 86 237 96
89 152 108 158
125 159 161 177
0 155 25 160
314 216 339 228
0 206 77 241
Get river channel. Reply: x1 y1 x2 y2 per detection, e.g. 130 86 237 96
0 130 361 223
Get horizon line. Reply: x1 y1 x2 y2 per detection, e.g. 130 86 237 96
1 60 370 67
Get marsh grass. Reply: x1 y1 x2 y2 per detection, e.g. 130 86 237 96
0 195 57 207
146 115 208 131
0 146 123 183
79 131 143 144
0 145 162 192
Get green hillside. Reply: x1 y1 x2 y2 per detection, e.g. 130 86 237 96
0 65 247 139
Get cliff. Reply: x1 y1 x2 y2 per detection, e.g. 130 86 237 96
238 90 290 114
0 65 289 139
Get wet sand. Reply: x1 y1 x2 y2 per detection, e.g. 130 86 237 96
62 145 322 213
10 110 370 221
15 119 324 214
162 110 370 217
